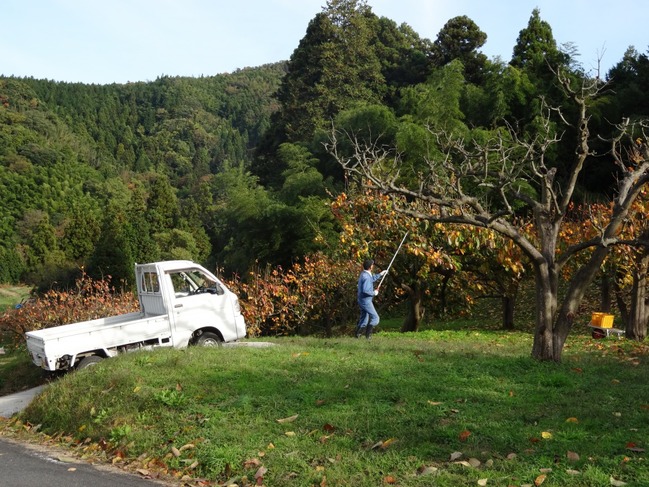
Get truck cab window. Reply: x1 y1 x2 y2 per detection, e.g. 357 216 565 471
141 271 160 294
169 270 224 298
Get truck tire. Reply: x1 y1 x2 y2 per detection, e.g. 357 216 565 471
77 355 103 369
196 332 222 347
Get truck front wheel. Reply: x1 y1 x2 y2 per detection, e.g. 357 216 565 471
195 332 223 347
77 355 103 369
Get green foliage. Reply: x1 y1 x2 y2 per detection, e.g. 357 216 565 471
0 64 285 285
432 15 488 84
400 60 468 134
153 388 187 408
511 8 569 71
0 4 647 314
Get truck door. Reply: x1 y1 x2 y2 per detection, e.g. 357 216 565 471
166 268 239 344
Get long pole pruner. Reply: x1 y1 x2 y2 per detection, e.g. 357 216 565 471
377 231 408 291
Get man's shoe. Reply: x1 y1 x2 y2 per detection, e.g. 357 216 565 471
356 327 365 338
365 326 373 339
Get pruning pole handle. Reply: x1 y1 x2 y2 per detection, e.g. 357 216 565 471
377 231 408 291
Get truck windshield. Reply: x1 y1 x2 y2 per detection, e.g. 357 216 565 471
169 270 224 297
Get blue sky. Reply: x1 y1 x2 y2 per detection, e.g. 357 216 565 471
2 0 647 84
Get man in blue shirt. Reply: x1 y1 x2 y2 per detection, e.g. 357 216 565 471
355 258 387 339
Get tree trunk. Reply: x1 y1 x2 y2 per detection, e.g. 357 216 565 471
627 251 649 341
401 282 424 332
502 295 516 330
600 271 612 313
550 244 614 360
531 262 560 361
613 275 630 326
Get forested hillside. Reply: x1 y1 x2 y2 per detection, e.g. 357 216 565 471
2 0 649 317
0 64 286 286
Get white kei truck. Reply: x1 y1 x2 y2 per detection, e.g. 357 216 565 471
25 260 247 371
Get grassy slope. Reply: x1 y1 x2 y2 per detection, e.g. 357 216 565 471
0 285 31 311
2 327 648 487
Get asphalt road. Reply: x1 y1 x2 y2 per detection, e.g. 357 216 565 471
0 437 175 486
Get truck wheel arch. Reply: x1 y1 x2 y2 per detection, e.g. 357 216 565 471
191 328 224 346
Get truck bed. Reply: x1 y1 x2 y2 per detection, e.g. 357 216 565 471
26 312 172 371
27 312 146 341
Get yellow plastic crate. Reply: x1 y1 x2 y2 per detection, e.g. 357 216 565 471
591 312 604 326
591 312 614 328
600 314 614 328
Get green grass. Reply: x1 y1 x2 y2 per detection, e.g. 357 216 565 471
0 284 32 312
3 328 649 486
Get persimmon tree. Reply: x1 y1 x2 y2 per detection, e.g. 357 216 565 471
332 190 531 330
327 72 649 362
332 190 460 331
607 191 649 340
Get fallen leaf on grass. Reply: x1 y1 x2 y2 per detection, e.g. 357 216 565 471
566 469 581 475
427 401 443 406
450 451 463 461
567 451 580 462
384 475 397 484
534 473 547 485
171 446 181 457
416 466 438 476
285 431 296 437
565 417 579 423
477 479 488 486
506 453 517 460
468 458 481 467
277 414 299 423
541 431 553 439
323 423 336 432
255 466 268 481
610 476 627 486
371 438 397 450
459 430 471 442
454 461 473 468
244 458 261 468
